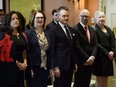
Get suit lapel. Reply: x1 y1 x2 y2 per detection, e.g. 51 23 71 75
78 23 90 44
57 24 72 44
31 29 40 47
58 24 68 38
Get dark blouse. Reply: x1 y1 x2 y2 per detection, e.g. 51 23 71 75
10 34 26 62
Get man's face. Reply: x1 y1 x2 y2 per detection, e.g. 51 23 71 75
58 9 69 25
80 10 90 25
53 12 58 21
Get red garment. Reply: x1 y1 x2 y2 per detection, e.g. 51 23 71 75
84 26 90 43
0 34 14 62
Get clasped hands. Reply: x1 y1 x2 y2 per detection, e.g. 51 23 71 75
16 59 27 71
84 56 95 66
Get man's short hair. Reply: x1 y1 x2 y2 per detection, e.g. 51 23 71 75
52 8 58 15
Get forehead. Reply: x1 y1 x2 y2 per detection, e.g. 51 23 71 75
80 10 90 16
54 12 58 15
97 12 104 17
12 13 18 17
59 9 69 15
35 12 43 17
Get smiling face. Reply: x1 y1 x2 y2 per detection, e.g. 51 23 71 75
34 12 44 28
10 13 19 29
79 9 90 25
95 11 105 26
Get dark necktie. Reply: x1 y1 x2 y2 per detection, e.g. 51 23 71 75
64 26 71 39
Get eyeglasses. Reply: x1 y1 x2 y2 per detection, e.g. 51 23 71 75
35 17 44 19
80 15 89 18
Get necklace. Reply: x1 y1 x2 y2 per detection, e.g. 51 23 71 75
17 35 20 39
12 33 20 39
16 33 20 39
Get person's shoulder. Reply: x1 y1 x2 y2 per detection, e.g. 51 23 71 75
73 23 79 28
104 25 111 31
88 25 95 31
46 22 51 27
24 28 34 37
46 21 55 27
25 29 31 34
0 32 5 40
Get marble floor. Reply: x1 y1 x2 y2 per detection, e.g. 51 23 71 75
47 80 96 87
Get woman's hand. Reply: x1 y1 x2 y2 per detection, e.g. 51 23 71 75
16 60 27 71
108 51 114 60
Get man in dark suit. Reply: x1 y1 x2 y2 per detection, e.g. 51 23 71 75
73 9 97 87
46 8 59 85
49 6 77 87
46 8 58 34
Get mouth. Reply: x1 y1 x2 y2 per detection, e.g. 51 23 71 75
14 23 19 26
38 21 42 23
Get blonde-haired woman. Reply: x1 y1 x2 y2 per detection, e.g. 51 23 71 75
93 10 115 87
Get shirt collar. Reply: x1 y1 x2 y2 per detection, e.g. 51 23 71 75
80 22 88 28
59 22 67 28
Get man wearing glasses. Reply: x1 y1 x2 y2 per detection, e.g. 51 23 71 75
73 9 97 87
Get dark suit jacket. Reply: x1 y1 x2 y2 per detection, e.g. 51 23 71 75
46 21 57 35
50 23 76 71
73 23 97 66
25 27 51 69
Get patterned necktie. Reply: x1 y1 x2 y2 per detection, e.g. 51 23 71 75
84 26 90 42
64 26 71 39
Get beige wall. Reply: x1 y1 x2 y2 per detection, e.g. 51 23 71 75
44 0 75 27
4 0 99 26
44 0 99 27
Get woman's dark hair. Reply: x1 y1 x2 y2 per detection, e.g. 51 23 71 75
31 10 46 28
1 11 26 34
17 11 26 31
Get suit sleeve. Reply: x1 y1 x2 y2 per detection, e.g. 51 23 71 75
90 29 97 57
73 29 89 62
49 29 59 69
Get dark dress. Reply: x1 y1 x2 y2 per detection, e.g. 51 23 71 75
93 24 115 76
10 33 27 87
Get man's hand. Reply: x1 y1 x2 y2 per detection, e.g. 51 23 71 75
74 64 78 73
54 67 60 77
84 56 95 65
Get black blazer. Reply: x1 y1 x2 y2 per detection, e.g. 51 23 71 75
94 24 115 57
25 27 51 69
46 21 58 35
50 23 76 71
73 23 97 66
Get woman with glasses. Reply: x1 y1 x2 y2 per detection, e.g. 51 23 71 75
25 10 51 87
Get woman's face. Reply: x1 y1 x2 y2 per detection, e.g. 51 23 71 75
10 13 19 29
96 13 105 25
34 12 44 28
